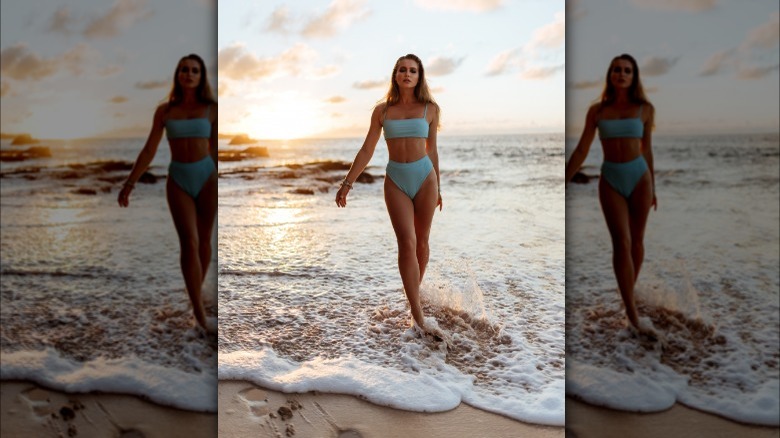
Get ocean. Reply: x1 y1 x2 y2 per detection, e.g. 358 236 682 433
565 132 780 426
216 134 566 426
0 137 218 412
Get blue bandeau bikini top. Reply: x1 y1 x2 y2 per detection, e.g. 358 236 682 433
383 104 429 140
598 104 644 139
166 105 212 140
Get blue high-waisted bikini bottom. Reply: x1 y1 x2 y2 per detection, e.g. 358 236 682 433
601 155 649 198
168 156 216 199
386 155 434 199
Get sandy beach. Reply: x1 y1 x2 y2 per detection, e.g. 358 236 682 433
566 396 780 438
1 380 216 438
218 380 563 438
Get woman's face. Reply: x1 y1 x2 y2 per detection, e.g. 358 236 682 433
395 59 420 90
609 59 634 89
177 59 202 89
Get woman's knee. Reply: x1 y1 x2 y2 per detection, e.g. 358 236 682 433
396 235 417 255
611 235 632 255
179 234 199 253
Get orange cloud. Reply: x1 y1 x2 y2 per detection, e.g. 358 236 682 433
353 79 386 89
522 64 564 80
631 0 716 12
301 0 371 38
571 80 601 89
325 96 346 103
414 0 503 12
219 43 335 81
427 56 465 76
109 95 128 104
83 0 153 39
640 56 679 76
135 79 168 89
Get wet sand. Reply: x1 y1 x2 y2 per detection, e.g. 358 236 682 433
566 396 780 438
219 380 563 438
1 380 216 438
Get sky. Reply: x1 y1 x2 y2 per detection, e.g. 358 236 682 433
217 0 566 140
0 0 216 140
567 0 779 136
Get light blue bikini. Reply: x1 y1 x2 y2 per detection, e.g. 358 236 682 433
383 104 434 199
165 106 215 198
597 104 648 198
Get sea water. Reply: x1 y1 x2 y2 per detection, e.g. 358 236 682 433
565 132 780 426
217 134 566 426
0 138 218 412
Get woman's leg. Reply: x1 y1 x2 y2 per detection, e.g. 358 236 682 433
195 171 218 284
627 172 654 282
385 177 425 328
599 178 639 328
413 172 438 284
166 178 207 330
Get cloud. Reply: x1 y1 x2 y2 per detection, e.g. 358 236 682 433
485 49 522 76
742 12 779 51
1 44 57 80
640 56 679 76
109 95 128 104
265 5 292 34
485 12 564 78
414 0 503 12
135 79 168 89
699 49 735 76
426 56 465 76
571 79 601 89
83 0 153 39
353 79 386 89
217 81 228 97
218 43 334 81
431 86 445 93
325 96 346 103
527 11 565 51
0 43 90 81
301 0 371 38
737 64 780 80
631 0 716 12
0 81 9 97
522 64 564 80
48 6 75 34
99 65 123 76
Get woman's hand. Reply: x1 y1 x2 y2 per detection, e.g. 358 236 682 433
335 184 350 207
118 184 133 207
437 192 443 211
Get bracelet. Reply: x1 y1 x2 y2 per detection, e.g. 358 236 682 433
340 178 353 189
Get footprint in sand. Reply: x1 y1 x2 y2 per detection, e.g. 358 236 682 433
238 387 271 416
20 387 52 417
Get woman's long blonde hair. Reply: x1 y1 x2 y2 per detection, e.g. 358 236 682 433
378 54 439 118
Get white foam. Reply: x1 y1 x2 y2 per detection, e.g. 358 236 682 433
220 347 564 425
2 348 216 412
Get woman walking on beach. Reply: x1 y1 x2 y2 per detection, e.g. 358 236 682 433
565 53 657 337
118 54 218 334
336 54 443 337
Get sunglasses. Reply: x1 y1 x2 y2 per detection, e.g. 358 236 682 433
612 66 633 74
180 66 201 74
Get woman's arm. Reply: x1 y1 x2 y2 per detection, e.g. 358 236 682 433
642 103 656 209
210 102 218 164
118 104 165 207
335 105 383 207
427 104 442 210
565 104 598 185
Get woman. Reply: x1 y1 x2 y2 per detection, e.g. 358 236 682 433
118 54 218 334
336 54 443 337
565 53 657 337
